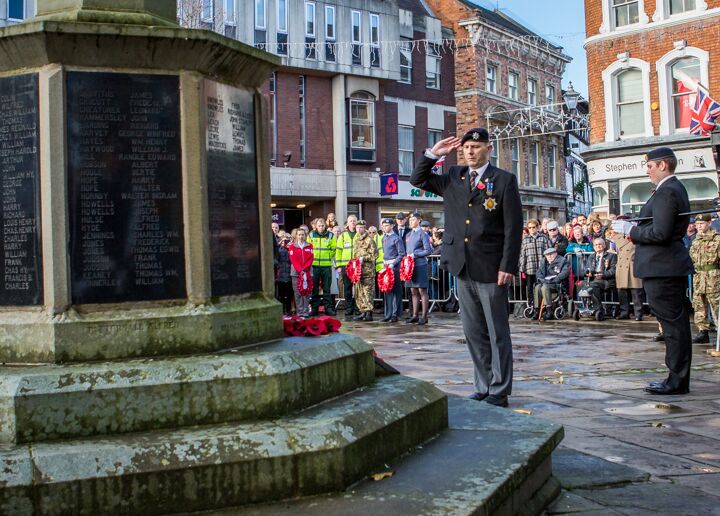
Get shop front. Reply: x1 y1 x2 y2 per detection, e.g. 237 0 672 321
376 179 445 229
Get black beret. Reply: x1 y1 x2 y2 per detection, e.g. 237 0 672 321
645 146 676 162
381 218 393 224
409 211 422 219
460 128 490 145
420 221 431 227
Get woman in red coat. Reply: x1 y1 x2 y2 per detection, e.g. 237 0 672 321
288 227 314 318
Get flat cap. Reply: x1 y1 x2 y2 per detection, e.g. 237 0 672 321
381 218 394 225
696 214 712 222
460 127 489 145
395 212 407 219
547 220 559 230
645 146 676 162
544 247 558 256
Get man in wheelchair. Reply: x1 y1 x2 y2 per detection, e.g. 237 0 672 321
582 238 617 316
532 247 570 320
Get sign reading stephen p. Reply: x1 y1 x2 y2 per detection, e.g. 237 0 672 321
272 209 285 225
380 173 399 196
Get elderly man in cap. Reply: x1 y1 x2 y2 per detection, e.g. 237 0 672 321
613 146 694 395
380 218 405 322
547 220 568 256
534 247 570 320
411 128 523 407
689 213 720 344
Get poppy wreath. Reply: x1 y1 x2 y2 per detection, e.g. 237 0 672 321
282 315 342 337
346 258 362 284
400 255 415 282
296 269 313 296
377 267 395 293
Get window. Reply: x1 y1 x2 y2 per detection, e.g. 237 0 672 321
350 94 375 162
277 0 288 54
530 142 539 185
616 68 644 136
400 40 412 83
426 44 441 89
670 57 700 130
428 130 442 172
486 64 497 94
490 139 499 167
351 11 362 66
548 145 557 188
508 72 519 101
370 14 380 68
254 0 266 48
201 0 213 22
325 6 336 61
398 126 414 175
511 139 520 176
299 77 306 167
305 2 316 59
670 0 696 14
613 0 639 27
546 84 556 110
7 0 25 20
225 0 235 23
528 78 537 106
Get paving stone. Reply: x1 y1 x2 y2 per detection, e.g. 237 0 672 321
574 483 720 515
668 473 720 498
546 490 608 514
553 449 650 489
600 425 720 456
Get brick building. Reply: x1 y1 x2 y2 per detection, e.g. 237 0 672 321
584 0 720 216
423 0 572 223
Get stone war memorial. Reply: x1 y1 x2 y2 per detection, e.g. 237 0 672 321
0 1 562 514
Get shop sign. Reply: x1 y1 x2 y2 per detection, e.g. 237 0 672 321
380 173 399 196
587 147 716 182
271 209 285 225
394 179 442 202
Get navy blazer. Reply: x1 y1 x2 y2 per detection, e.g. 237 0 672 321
629 175 693 278
410 155 523 283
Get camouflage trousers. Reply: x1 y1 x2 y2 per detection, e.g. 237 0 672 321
692 290 720 332
356 266 376 312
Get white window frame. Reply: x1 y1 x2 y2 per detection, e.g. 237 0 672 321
350 97 376 152
511 139 520 176
527 78 537 106
225 0 235 24
398 125 415 176
325 5 335 40
490 139 499 167
653 0 707 20
277 0 288 33
254 0 265 29
370 13 380 68
656 45 709 135
508 71 519 101
399 39 412 84
201 0 214 22
7 0 26 20
600 0 648 33
486 64 497 94
545 84 556 110
351 10 362 44
548 145 557 188
305 2 316 37
530 142 539 185
425 44 441 90
602 57 653 141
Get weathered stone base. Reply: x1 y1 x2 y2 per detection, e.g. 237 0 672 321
0 294 283 363
0 375 448 515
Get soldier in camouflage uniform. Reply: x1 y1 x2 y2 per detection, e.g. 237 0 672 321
689 213 720 343
352 220 378 321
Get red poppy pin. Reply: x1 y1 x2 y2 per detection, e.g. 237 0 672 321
476 181 486 190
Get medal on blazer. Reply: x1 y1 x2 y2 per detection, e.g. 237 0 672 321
486 180 494 196
483 198 497 211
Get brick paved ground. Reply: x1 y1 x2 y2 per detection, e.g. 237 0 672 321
345 312 720 514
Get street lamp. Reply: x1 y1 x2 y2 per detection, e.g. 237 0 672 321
563 82 580 112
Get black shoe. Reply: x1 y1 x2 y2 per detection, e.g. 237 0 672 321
485 395 509 407
405 316 419 324
634 314 643 321
644 383 689 395
468 392 488 401
389 317 398 323
325 308 337 316
652 333 665 342
365 311 373 322
380 316 392 322
417 318 427 325
541 309 552 321
692 331 710 344
353 313 367 321
616 314 630 320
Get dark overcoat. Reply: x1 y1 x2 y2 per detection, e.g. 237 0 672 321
410 156 523 283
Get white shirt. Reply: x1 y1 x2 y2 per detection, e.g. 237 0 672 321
469 162 491 189
655 174 674 190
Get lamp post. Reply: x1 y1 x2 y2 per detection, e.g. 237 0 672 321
563 81 581 112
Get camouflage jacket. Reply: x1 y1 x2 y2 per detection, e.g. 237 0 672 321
353 232 378 266
689 229 720 293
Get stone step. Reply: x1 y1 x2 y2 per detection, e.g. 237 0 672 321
0 374 448 516
0 334 374 444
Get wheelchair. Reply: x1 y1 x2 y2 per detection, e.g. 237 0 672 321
524 283 569 320
572 278 606 321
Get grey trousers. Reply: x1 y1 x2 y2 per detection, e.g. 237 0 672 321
456 272 513 397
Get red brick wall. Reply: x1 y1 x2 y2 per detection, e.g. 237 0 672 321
585 1 720 143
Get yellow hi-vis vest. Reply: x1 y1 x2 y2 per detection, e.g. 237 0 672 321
335 231 357 266
374 234 384 271
308 231 336 267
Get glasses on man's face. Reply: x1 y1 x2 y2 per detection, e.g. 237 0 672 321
548 228 558 232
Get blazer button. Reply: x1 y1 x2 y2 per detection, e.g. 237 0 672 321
466 219 470 224
464 237 469 242
468 203 472 207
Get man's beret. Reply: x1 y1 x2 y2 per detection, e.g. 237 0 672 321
356 219 366 226
409 211 422 219
381 218 393 225
420 220 431 227
544 247 558 256
395 212 407 219
696 214 712 222
460 128 490 145
645 146 676 162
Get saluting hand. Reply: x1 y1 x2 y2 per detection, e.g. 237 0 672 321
430 136 462 157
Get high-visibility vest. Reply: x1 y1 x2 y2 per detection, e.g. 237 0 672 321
308 231 336 267
374 234 384 271
335 231 357 266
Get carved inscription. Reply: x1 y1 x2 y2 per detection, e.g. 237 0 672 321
67 72 186 304
205 81 261 296
0 74 42 305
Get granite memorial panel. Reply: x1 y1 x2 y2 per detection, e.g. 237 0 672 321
205 80 261 296
67 72 186 304
0 73 42 306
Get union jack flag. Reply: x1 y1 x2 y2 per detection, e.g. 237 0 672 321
431 154 446 173
689 83 720 136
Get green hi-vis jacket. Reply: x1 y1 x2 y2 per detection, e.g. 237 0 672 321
308 230 336 267
335 230 357 266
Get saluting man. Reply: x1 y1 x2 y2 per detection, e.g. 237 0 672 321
410 128 523 407
614 146 694 395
